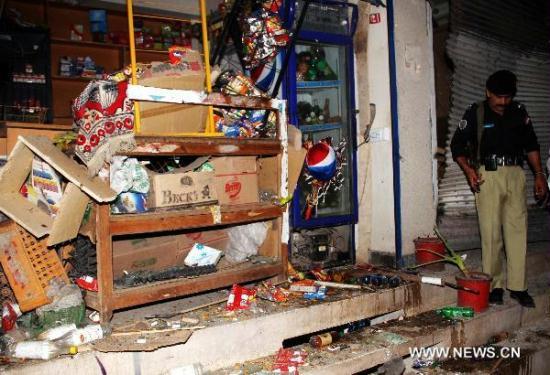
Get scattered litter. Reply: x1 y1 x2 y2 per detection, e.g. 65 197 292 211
272 348 307 373
303 286 327 300
37 323 77 341
289 279 317 293
76 275 98 292
2 301 22 331
376 331 408 345
89 311 100 323
184 243 223 267
226 284 256 311
256 281 288 303
412 358 435 369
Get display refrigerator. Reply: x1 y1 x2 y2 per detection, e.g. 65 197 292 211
283 0 359 270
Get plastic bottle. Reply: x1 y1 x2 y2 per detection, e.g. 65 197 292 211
12 341 78 360
54 324 111 346
436 306 474 319
37 323 77 341
309 331 341 348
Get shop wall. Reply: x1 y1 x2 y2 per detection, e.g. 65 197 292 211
360 0 437 260
360 5 396 258
393 0 437 256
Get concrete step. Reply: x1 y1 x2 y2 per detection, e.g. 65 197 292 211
429 317 550 374
213 289 550 374
4 242 549 374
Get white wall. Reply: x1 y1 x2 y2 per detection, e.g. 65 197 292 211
361 1 437 257
393 0 438 255
363 7 396 255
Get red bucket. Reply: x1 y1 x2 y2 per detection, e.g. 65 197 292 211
456 272 492 313
414 237 446 271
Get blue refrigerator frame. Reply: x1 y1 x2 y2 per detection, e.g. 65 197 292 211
283 0 359 232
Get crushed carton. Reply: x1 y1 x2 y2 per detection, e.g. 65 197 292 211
184 243 223 267
137 50 207 134
0 136 116 246
113 229 228 277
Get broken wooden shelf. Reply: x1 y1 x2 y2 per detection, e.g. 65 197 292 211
109 202 283 235
125 136 282 156
84 261 283 311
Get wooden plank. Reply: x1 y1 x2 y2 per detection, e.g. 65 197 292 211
125 136 282 156
96 204 114 321
110 263 282 310
47 183 90 246
109 203 283 235
19 136 117 202
127 85 277 110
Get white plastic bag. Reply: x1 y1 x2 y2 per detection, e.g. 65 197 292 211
225 222 268 263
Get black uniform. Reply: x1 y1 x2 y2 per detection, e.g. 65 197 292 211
451 100 539 164
450 100 539 292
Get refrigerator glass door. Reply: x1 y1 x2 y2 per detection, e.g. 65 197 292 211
295 41 353 222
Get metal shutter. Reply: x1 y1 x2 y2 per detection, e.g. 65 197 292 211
438 0 550 248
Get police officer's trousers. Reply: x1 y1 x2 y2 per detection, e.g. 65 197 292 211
475 166 527 291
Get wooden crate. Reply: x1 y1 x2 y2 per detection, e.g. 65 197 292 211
0 222 69 311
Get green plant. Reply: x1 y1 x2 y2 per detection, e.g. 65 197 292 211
410 226 470 277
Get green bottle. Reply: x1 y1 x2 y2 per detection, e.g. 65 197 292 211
436 306 474 319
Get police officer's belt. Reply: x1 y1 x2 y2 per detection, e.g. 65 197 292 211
484 155 523 166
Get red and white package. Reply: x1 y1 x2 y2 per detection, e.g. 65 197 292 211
272 348 308 373
2 302 22 332
226 284 256 310
76 275 99 292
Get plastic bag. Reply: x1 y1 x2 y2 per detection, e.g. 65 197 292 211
225 222 268 263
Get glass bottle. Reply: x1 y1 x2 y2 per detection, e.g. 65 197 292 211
309 331 341 348
436 306 474 319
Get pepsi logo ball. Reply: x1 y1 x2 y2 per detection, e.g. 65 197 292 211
306 142 337 181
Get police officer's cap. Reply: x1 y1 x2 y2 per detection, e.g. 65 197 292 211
486 70 517 96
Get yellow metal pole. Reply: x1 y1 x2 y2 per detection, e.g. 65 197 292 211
199 0 215 133
127 0 141 133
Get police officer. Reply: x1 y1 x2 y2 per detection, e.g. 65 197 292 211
450 70 548 308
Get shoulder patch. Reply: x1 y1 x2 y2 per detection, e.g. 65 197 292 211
458 119 468 130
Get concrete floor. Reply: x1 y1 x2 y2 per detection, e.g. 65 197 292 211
2 241 549 375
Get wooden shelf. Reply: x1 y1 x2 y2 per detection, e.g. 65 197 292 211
85 261 283 310
110 203 283 236
51 38 126 50
51 38 171 54
51 75 98 82
135 48 168 54
126 136 281 156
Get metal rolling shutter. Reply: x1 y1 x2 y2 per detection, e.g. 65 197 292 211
438 0 549 248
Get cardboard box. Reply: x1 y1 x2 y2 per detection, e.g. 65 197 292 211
210 156 259 205
113 235 180 277
148 170 217 209
137 50 207 134
0 136 116 246
113 229 229 277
